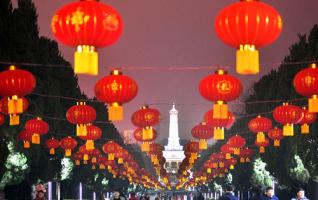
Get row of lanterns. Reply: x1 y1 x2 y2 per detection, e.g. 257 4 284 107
51 0 283 76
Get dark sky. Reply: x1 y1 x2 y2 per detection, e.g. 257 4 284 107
32 0 318 140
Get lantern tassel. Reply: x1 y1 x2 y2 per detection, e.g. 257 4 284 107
74 45 98 75
233 148 240 155
283 124 294 136
32 133 40 144
141 142 150 152
108 103 123 121
246 157 251 162
8 96 23 114
230 165 235 170
99 164 105 169
213 101 228 119
240 157 245 163
24 141 30 149
76 124 87 137
256 132 265 143
86 140 95 150
108 153 115 161
92 157 97 164
301 124 310 134
142 127 153 140
49 148 55 155
83 154 89 161
9 114 20 126
207 168 212 174
65 149 72 157
259 146 265 153
199 139 208 150
309 95 318 113
225 153 231 160
214 127 224 140
236 44 259 75
118 158 123 164
75 160 80 166
274 139 280 147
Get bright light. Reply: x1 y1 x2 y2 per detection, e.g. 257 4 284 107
61 158 74 180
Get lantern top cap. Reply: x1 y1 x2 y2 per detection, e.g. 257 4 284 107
215 69 227 75
111 69 122 76
310 63 317 69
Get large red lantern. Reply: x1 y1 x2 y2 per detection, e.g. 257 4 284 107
102 141 120 161
131 105 160 141
199 69 242 120
215 0 282 74
51 0 123 75
220 144 233 160
248 115 272 143
267 127 283 147
255 138 270 154
60 137 78 157
204 109 235 140
25 117 49 144
45 138 60 155
299 107 317 134
227 135 246 155
273 103 303 136
95 69 138 121
79 124 102 150
240 148 254 163
0 66 35 125
293 63 318 112
66 102 96 136
18 130 32 149
191 122 214 150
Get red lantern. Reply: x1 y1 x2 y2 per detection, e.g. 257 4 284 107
60 137 77 157
25 117 49 144
66 102 96 136
191 122 214 150
255 138 270 153
102 141 120 161
45 138 60 155
73 152 83 166
18 130 32 149
227 135 246 155
299 107 317 134
248 115 272 143
133 128 157 152
90 149 101 164
220 144 234 160
240 148 254 163
273 103 303 136
131 105 160 141
204 109 235 140
199 69 242 120
79 125 102 150
95 69 138 121
293 63 318 112
0 66 35 125
51 0 123 75
215 0 282 74
226 158 238 170
78 145 92 163
268 127 283 147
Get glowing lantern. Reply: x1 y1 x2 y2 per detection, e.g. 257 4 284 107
90 149 101 164
204 109 235 140
248 115 272 143
299 107 317 134
0 66 35 125
255 138 270 153
227 135 246 155
220 144 234 160
79 124 102 150
60 137 77 157
191 122 214 150
215 0 282 74
240 148 254 163
199 69 242 120
79 145 92 163
226 158 237 170
95 69 138 121
25 117 49 144
293 63 318 112
273 103 303 136
18 130 32 149
134 128 157 152
73 152 83 166
66 102 96 136
267 127 283 147
131 105 161 140
102 141 120 161
51 0 123 75
45 138 60 155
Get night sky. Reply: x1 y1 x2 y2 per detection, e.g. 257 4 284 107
31 0 318 140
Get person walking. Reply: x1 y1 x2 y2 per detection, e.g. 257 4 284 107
219 184 238 200
129 192 138 200
111 190 125 200
291 188 309 200
249 187 263 200
262 187 279 200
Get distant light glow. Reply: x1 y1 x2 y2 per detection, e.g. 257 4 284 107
61 158 74 180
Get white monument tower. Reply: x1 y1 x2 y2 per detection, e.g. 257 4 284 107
163 104 185 174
